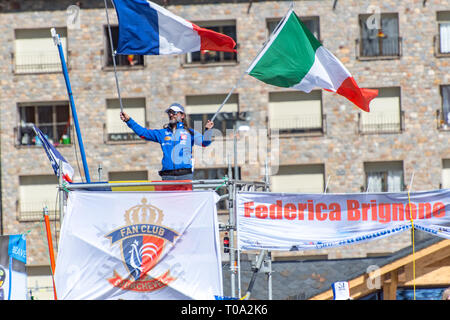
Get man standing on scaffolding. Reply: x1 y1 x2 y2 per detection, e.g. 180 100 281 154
120 103 214 180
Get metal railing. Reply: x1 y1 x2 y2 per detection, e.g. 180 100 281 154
270 114 326 135
13 52 63 74
356 36 402 59
358 111 404 134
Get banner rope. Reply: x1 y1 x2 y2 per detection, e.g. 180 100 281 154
407 189 416 300
215 176 229 191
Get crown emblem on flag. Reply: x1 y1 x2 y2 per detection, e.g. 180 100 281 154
105 198 178 292
124 198 164 225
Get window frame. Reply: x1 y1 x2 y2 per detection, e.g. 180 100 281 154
266 16 321 42
358 87 404 135
364 161 404 192
104 97 148 144
103 25 145 69
357 13 401 60
16 101 72 147
268 90 326 137
183 20 238 67
13 27 69 74
435 11 450 57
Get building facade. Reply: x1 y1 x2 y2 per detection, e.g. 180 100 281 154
0 0 449 298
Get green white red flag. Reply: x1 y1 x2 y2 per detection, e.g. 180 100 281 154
247 9 378 112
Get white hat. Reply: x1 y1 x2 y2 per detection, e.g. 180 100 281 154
165 103 185 114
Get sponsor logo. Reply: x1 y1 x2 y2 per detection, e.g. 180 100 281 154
106 198 179 292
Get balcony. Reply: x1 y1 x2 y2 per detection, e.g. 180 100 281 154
270 114 327 136
358 111 404 134
356 36 402 60
13 52 64 74
19 201 59 221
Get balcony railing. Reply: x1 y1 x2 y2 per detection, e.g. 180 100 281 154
14 52 64 74
358 111 404 134
19 201 59 221
270 114 326 135
15 124 73 147
103 122 149 143
356 36 402 59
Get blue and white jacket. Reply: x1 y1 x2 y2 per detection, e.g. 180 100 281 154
125 118 213 172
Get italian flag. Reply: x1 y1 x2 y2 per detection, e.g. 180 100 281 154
247 9 378 112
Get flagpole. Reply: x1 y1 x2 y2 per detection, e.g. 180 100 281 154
43 207 58 300
51 28 91 183
104 0 124 113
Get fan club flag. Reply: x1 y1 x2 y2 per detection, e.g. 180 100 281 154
112 0 236 55
54 190 222 300
0 235 27 300
33 125 74 183
237 190 450 251
246 9 378 112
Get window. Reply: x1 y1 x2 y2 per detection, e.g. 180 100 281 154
106 98 146 142
194 167 240 210
268 91 324 134
358 13 400 58
364 161 404 192
19 175 58 221
104 26 144 67
185 21 237 65
271 164 325 193
267 16 320 40
442 159 450 189
438 85 450 129
437 11 450 55
108 171 148 181
14 28 67 74
186 94 239 135
359 87 402 134
18 102 71 146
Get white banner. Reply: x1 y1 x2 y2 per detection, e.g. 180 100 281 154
55 190 222 300
237 190 450 251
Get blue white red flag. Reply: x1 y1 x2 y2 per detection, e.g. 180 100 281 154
112 0 236 55
0 235 27 300
33 125 74 183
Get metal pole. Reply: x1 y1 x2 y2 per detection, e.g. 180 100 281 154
267 252 272 300
104 0 124 112
51 28 91 183
227 157 236 298
58 159 65 226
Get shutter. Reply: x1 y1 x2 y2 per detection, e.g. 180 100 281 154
186 94 238 114
271 165 324 193
361 87 400 130
15 28 67 73
269 91 322 130
19 175 58 220
107 98 146 134
443 159 450 188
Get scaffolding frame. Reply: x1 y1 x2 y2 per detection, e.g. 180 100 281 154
57 160 272 299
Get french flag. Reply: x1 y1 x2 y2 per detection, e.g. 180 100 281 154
32 125 74 183
112 0 237 55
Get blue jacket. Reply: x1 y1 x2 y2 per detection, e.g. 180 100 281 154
125 118 213 172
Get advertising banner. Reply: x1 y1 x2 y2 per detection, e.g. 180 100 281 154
237 190 450 251
0 235 27 300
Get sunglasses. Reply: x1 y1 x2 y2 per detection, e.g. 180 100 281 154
168 110 183 115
